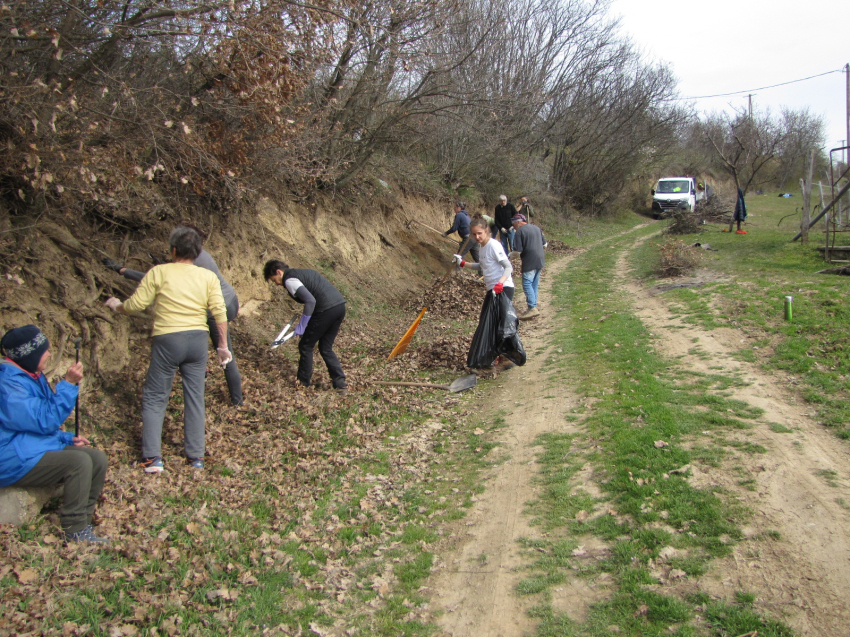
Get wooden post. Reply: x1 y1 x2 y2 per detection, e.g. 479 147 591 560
801 150 815 246
801 177 810 244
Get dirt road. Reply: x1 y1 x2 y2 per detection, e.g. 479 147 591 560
428 244 584 637
429 225 850 636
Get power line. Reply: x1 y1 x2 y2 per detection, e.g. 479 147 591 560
663 68 844 101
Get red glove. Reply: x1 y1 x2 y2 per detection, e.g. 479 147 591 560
493 282 504 294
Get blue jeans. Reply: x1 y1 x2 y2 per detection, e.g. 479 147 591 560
521 269 542 308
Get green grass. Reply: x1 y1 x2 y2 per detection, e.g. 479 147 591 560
517 213 793 636
631 193 850 432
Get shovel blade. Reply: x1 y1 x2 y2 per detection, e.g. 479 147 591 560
448 374 477 393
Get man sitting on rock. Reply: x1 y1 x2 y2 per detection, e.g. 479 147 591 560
0 325 109 544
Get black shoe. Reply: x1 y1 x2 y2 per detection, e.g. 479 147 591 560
102 257 123 273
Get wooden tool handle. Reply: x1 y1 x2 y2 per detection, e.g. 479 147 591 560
372 381 449 389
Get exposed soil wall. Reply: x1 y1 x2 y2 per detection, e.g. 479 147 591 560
0 188 456 387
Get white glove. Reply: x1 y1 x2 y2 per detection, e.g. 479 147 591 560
105 297 122 312
216 348 233 367
452 254 464 265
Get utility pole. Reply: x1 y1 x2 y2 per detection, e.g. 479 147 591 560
845 63 849 167
748 93 753 119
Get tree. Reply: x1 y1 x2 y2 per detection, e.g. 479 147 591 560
699 108 788 194
0 0 342 223
773 107 826 190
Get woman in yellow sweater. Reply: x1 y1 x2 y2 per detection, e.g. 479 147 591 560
104 227 230 472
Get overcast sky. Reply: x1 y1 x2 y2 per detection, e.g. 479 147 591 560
610 0 850 160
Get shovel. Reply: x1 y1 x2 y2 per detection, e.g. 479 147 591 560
372 374 477 393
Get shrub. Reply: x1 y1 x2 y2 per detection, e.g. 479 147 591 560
657 238 703 277
666 208 704 235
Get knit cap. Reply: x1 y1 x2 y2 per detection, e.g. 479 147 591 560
1 325 49 374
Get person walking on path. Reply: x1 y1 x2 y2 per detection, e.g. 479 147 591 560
264 260 348 393
732 187 747 234
510 213 545 319
452 217 515 372
0 325 109 544
494 195 518 253
104 227 231 473
442 202 479 264
102 224 243 406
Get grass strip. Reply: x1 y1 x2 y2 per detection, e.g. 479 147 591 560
630 195 850 437
520 218 794 636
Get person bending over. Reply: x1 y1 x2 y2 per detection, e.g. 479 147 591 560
264 260 348 393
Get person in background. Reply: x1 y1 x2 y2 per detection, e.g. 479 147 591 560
105 226 231 473
494 195 518 253
0 325 109 544
102 223 243 406
478 212 500 240
510 213 545 319
452 217 515 373
516 196 535 223
264 260 348 393
733 188 747 234
442 202 479 265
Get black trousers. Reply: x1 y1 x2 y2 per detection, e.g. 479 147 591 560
458 237 480 263
207 297 243 405
13 446 107 534
298 303 346 388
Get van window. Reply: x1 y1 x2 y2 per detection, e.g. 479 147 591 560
656 180 690 194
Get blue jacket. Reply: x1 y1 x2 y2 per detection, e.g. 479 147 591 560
445 210 471 238
0 360 77 487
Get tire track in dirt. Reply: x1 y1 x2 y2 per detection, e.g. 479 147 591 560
428 225 652 637
428 255 577 637
615 233 850 635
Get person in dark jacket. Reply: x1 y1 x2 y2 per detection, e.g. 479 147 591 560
103 224 243 406
442 202 479 264
733 188 747 234
494 195 518 252
510 213 546 319
0 325 109 544
264 260 348 392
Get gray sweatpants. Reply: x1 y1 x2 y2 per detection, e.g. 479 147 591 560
13 446 107 534
141 330 208 459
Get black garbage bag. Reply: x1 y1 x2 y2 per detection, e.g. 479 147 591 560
495 292 526 366
467 292 499 368
497 292 519 340
467 291 527 368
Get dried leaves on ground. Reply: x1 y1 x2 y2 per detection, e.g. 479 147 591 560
0 266 499 636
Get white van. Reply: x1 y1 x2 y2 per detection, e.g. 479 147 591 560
651 177 697 218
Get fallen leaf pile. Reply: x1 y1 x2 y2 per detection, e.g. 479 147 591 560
0 263 493 635
544 239 572 254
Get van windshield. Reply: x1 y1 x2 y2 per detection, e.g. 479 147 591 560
656 180 690 194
